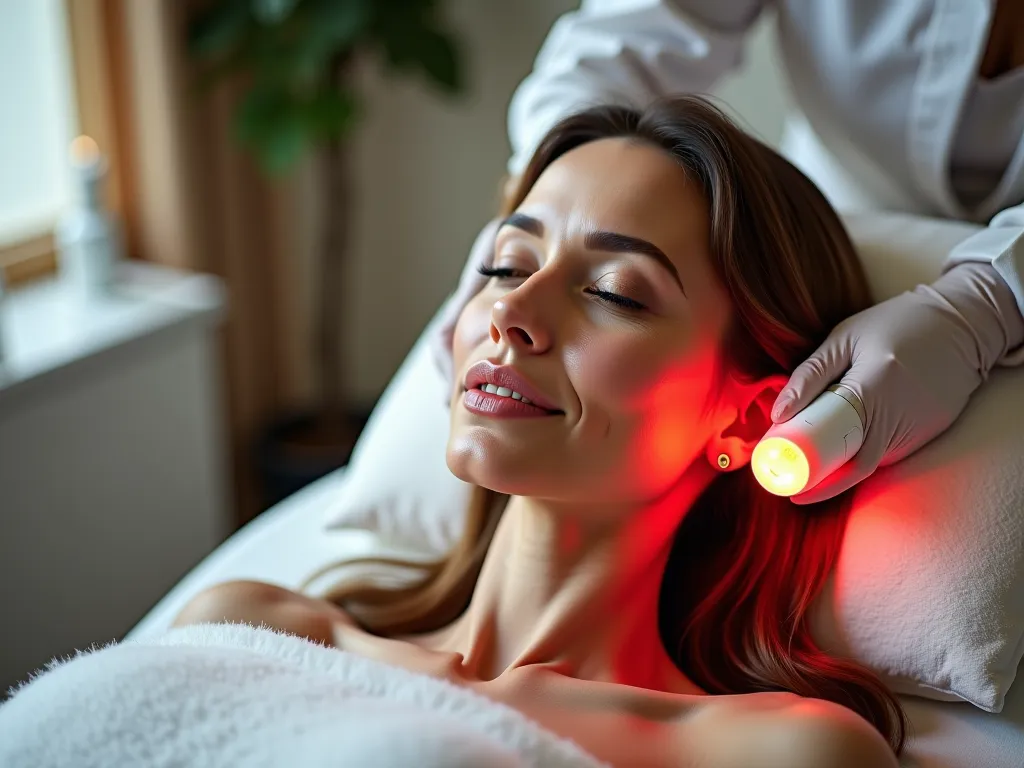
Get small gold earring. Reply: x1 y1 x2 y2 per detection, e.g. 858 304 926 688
717 453 731 470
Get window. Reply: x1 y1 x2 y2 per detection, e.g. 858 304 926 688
0 0 78 284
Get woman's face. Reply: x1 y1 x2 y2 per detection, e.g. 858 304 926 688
447 138 743 508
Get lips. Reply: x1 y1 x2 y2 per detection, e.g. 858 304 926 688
463 361 563 414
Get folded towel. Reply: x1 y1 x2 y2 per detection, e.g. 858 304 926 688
0 623 606 768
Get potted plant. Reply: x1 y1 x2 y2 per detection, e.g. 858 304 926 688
186 0 465 505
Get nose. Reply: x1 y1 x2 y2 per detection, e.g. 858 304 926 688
489 287 552 355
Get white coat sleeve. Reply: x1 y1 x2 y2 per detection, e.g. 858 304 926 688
944 204 1024 365
506 0 767 176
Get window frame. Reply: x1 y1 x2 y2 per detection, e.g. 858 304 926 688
0 0 134 289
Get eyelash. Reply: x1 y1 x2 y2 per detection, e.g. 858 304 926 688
477 265 647 311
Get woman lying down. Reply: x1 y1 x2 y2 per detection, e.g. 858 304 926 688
0 96 902 768
171 96 907 767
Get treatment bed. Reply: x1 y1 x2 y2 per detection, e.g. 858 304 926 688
5 209 1021 768
126 468 1024 768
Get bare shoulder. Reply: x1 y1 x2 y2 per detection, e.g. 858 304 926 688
765 697 899 768
685 693 898 768
173 579 358 646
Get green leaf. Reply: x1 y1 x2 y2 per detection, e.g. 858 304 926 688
188 0 466 172
234 84 311 173
243 20 300 82
370 4 465 93
413 26 462 92
251 0 301 25
288 1 368 85
235 83 288 140
257 117 308 173
187 0 252 59
370 5 420 72
301 88 359 139
308 0 370 46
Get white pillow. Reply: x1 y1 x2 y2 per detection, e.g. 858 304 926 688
328 310 474 555
324 212 1024 713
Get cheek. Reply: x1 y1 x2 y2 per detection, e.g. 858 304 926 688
569 329 720 484
640 366 716 483
452 295 495 376
569 329 718 410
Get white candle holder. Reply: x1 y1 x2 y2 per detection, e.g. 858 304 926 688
55 136 123 301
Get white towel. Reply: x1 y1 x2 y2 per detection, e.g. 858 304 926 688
0 623 606 768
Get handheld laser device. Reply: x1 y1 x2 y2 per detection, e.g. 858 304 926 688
751 384 865 497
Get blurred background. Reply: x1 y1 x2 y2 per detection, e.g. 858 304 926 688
0 0 789 695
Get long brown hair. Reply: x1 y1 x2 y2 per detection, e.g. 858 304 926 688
311 96 907 755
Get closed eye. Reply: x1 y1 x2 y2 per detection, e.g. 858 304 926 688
584 288 646 311
480 265 647 312
478 265 528 280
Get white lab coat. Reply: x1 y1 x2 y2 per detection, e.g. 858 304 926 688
505 0 1024 347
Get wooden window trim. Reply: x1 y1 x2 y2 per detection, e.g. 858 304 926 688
1 0 135 290
0 233 57 287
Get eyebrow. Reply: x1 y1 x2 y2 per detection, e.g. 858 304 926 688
584 231 685 294
498 213 685 295
499 212 544 237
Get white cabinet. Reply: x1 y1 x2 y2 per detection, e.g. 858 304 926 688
0 263 229 694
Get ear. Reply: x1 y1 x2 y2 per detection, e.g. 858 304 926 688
705 374 789 471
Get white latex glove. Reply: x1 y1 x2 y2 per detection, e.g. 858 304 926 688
772 262 1024 504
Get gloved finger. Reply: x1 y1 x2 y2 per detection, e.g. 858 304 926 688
788 429 887 505
772 333 852 423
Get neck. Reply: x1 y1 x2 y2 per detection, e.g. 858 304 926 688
450 461 717 691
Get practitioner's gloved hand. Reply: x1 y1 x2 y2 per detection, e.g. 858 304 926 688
431 218 502 398
772 262 1024 504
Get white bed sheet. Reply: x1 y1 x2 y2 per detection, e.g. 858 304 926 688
128 470 1024 768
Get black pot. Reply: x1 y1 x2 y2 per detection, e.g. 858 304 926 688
255 408 367 508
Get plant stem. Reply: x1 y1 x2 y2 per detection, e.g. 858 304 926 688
316 54 351 426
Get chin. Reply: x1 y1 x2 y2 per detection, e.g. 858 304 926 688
445 429 554 497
